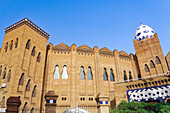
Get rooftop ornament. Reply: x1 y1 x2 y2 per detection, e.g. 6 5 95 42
135 23 154 41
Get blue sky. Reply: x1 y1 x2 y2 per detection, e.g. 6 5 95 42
0 0 170 55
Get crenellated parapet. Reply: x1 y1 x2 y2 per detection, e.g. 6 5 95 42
119 51 132 61
77 44 94 54
50 43 134 59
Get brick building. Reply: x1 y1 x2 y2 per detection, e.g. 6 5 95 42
0 18 169 113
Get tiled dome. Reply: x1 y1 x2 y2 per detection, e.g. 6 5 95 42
135 24 154 41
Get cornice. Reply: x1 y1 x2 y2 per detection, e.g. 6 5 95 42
5 18 50 39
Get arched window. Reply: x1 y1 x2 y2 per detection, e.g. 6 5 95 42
2 67 6 79
150 60 155 68
156 56 161 64
10 40 13 50
110 69 114 82
25 79 31 92
167 99 170 104
145 64 150 72
37 52 41 62
103 68 108 81
25 39 30 50
22 102 27 113
32 85 36 97
19 73 24 86
129 71 132 80
5 42 8 52
31 46 36 56
7 69 11 82
79 66 85 80
124 70 127 81
15 38 18 48
87 66 93 80
54 65 60 79
62 65 68 79
156 56 164 73
1 96 5 108
30 107 34 113
138 74 142 80
0 65 2 76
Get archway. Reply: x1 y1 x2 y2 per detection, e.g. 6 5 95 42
165 98 170 104
167 99 170 104
63 108 90 113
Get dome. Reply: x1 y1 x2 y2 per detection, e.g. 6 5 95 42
135 24 155 41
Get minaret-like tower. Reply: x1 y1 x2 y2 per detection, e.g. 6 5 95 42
133 24 168 77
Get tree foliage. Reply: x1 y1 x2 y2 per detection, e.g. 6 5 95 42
110 100 170 113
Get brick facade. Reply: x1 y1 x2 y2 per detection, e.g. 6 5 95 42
0 18 169 113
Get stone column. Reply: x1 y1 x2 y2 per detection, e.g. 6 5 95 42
6 96 21 113
45 90 58 113
96 96 109 113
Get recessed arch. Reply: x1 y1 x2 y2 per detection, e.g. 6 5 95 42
110 68 114 82
2 67 6 79
54 65 60 79
156 56 164 73
150 60 158 74
25 79 31 92
7 69 11 82
156 56 161 64
15 38 18 48
5 42 8 52
22 102 27 113
32 85 36 97
87 66 93 80
1 96 5 108
62 65 68 79
165 98 170 104
19 73 24 86
145 64 151 76
25 39 30 50
145 64 150 72
138 74 142 80
103 68 108 81
124 70 127 81
10 40 13 50
129 71 132 80
31 46 36 56
0 65 2 76
30 107 34 113
37 52 41 62
150 60 155 68
79 66 85 80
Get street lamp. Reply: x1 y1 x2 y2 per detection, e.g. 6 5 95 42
1 83 7 88
0 83 7 103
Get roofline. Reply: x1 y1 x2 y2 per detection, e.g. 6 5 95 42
5 18 50 39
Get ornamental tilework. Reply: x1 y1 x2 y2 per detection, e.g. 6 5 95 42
127 84 170 102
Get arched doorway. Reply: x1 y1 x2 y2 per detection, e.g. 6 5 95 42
166 99 170 104
63 108 90 113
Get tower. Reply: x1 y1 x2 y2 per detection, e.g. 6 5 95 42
0 18 49 111
133 24 168 77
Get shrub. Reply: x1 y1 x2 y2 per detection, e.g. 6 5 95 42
110 100 170 113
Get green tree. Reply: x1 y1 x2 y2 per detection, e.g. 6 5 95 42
110 100 170 113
